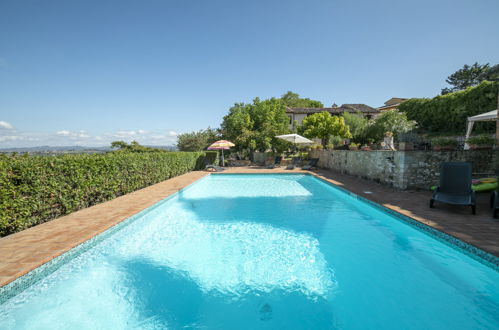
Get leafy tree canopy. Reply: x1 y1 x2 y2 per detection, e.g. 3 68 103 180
441 62 494 95
298 111 352 146
280 91 324 108
342 112 370 143
363 111 417 141
479 64 499 82
176 127 220 151
221 98 291 152
400 81 498 133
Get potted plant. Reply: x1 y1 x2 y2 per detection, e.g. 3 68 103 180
349 143 360 150
361 144 371 151
466 135 495 150
431 137 458 151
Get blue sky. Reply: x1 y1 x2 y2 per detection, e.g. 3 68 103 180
1 0 498 147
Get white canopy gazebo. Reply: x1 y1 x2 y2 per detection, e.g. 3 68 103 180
464 109 497 149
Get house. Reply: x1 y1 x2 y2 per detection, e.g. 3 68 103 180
377 98 409 112
285 104 379 130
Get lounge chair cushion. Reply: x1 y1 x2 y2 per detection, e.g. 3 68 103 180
205 165 225 172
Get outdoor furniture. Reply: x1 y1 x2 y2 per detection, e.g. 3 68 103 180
491 171 499 218
266 156 282 169
430 162 476 214
302 158 319 170
204 158 225 172
286 157 302 170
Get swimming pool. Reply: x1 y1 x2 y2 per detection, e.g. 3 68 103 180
0 173 498 329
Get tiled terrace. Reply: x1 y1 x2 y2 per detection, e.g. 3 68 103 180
1 167 498 288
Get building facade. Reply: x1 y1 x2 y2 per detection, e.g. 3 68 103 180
377 98 409 112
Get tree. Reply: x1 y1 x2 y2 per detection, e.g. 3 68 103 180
221 98 291 152
399 81 498 133
364 111 417 141
280 91 324 108
110 140 161 152
250 98 291 151
441 62 491 95
110 140 128 150
342 112 370 143
298 111 352 147
221 103 255 151
478 64 499 82
176 128 220 151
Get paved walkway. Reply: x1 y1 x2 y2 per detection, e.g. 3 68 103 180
1 167 498 287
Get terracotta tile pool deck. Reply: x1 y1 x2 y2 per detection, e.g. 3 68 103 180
1 167 498 288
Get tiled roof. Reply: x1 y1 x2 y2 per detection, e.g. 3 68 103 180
383 97 408 106
286 104 379 115
341 104 379 113
378 103 403 110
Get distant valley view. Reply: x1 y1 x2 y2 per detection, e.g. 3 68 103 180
0 145 177 155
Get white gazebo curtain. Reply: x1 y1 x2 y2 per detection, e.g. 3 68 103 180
464 109 497 149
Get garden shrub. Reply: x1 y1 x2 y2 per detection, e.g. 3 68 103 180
398 81 498 133
0 151 212 236
430 137 458 147
363 111 417 142
466 134 496 146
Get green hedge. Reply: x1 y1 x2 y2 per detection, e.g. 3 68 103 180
0 151 217 236
398 81 498 133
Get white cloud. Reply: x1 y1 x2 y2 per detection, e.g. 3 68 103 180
112 129 147 138
56 130 90 139
0 135 22 142
56 130 71 136
113 130 137 138
0 127 180 148
0 121 14 130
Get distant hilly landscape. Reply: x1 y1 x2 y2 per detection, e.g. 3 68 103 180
0 145 177 154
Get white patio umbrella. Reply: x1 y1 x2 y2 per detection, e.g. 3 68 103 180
276 134 314 152
464 109 497 149
275 134 314 145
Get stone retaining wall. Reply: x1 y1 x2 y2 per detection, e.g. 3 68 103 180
310 149 499 190
251 152 268 165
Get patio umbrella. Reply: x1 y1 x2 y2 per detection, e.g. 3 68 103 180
207 140 235 166
275 134 314 151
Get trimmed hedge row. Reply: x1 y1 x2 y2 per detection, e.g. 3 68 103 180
398 81 498 133
0 151 217 236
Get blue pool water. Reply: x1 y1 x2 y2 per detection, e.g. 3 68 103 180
0 174 498 329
